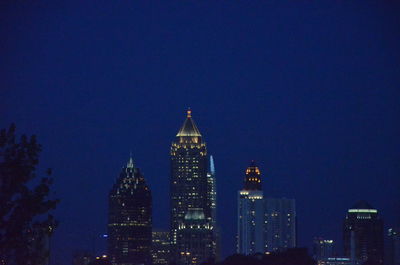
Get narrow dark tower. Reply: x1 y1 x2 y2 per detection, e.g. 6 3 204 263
170 109 215 265
108 157 152 265
207 155 219 260
343 201 384 264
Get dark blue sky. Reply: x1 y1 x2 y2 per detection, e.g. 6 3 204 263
1 1 400 264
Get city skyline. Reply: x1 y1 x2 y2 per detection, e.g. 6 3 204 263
1 2 399 265
1 107 399 264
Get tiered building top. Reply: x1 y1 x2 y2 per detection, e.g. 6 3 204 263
243 160 262 191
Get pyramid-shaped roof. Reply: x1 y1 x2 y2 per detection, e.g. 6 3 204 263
176 109 202 137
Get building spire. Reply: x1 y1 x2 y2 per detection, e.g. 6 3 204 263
127 153 134 169
176 108 202 137
210 155 215 175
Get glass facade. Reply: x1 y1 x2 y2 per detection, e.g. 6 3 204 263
170 110 215 265
108 158 152 265
152 231 170 265
237 162 265 255
343 201 383 265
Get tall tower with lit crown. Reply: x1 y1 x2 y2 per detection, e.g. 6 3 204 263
170 109 215 265
237 161 264 255
108 157 152 265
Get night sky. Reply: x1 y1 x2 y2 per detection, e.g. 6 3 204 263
1 1 400 265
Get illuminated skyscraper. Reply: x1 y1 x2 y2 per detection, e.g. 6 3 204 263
170 110 215 265
152 231 170 265
108 157 152 265
237 161 264 255
343 201 383 265
72 251 93 265
237 161 296 255
264 198 296 252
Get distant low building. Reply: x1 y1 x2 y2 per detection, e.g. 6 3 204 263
73 251 93 265
387 227 400 265
89 255 112 265
152 230 170 265
318 257 359 265
313 238 335 261
236 162 296 255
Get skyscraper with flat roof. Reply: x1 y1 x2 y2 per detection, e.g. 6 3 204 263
170 110 215 265
237 161 264 255
108 157 152 265
264 198 296 252
343 201 383 265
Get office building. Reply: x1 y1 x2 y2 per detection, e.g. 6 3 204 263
237 161 264 255
108 157 152 265
170 110 216 264
176 208 214 265
264 198 296 252
343 201 383 265
318 257 360 265
388 227 400 265
152 231 170 265
313 238 335 261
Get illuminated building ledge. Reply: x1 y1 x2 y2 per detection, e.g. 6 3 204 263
108 223 149 227
348 209 377 213
239 190 263 199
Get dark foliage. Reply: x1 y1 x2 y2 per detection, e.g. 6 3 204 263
260 248 316 265
0 124 59 265
201 248 316 265
362 260 382 265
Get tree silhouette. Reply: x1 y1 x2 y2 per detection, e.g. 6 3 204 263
202 248 316 265
0 124 59 265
